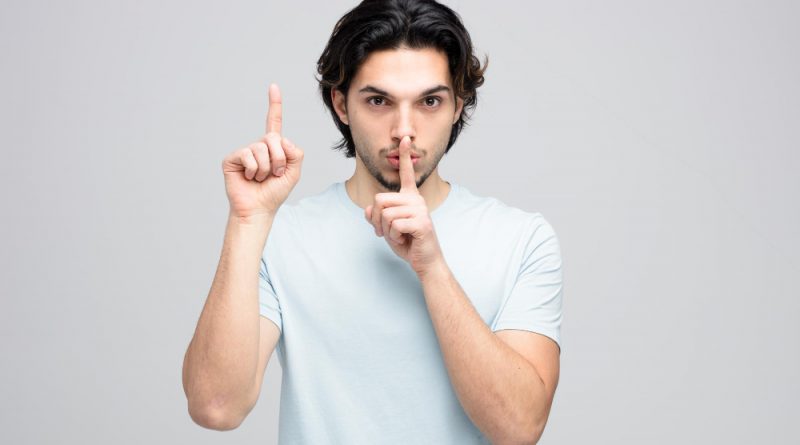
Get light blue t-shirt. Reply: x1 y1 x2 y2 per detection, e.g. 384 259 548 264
259 181 563 444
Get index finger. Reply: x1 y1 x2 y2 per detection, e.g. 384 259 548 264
398 136 418 193
266 83 282 134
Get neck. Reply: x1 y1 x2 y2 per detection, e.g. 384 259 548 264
344 166 451 213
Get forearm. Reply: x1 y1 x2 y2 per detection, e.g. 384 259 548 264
183 213 273 424
419 261 549 445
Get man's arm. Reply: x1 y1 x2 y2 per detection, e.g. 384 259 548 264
182 213 279 430
418 261 560 445
183 83 301 430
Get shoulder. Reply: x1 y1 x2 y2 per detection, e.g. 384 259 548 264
265 184 342 247
273 183 342 225
451 184 555 237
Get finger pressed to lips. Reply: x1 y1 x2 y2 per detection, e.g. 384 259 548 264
397 136 419 193
388 157 419 169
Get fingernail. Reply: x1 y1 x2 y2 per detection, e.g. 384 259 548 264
276 167 285 176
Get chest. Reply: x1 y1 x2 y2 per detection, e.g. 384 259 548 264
273 230 517 336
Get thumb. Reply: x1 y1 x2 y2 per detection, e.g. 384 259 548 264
282 137 303 165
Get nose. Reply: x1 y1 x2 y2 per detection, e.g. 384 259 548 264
390 104 416 145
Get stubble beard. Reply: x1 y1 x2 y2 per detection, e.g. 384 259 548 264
352 134 448 193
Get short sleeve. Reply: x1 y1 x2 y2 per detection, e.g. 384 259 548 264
259 254 283 333
492 215 563 351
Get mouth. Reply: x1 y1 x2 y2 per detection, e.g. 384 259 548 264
387 156 420 168
387 150 421 158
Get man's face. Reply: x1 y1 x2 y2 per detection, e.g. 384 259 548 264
333 47 464 192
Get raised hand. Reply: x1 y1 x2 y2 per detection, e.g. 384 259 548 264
364 136 445 275
222 84 304 220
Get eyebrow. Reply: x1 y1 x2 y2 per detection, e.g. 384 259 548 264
357 84 451 98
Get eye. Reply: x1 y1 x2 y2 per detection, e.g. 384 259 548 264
423 96 442 107
367 96 387 106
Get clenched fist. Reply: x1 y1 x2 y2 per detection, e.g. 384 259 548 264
222 84 304 220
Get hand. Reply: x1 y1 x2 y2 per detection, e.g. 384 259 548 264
222 84 304 220
365 136 445 275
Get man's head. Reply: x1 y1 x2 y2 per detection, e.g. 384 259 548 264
316 0 486 191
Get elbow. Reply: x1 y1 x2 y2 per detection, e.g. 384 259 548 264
187 400 246 431
496 410 546 445
513 389 552 444
496 427 542 445
513 418 546 445
183 374 257 431
524 423 546 445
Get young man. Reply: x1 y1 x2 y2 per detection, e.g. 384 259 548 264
182 1 563 443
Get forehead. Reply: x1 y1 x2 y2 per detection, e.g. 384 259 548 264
351 47 452 94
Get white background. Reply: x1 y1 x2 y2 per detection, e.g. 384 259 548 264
1 1 797 443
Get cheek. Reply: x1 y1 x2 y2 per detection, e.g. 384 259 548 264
349 119 385 152
422 114 455 136
425 108 456 125
351 113 391 138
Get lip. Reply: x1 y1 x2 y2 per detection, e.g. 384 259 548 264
388 157 419 168
387 150 421 158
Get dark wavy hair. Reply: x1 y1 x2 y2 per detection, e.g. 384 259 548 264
316 0 487 158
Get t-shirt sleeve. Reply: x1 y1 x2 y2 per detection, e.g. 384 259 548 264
492 215 563 351
259 254 283 333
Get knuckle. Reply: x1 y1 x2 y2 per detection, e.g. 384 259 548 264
265 135 285 157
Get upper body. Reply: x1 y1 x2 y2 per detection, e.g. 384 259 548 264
259 180 562 444
211 0 563 443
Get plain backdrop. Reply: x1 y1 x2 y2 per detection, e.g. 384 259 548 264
1 0 798 443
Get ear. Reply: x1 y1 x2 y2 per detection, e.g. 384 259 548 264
453 96 464 125
331 89 349 125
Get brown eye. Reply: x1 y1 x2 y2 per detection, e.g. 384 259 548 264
424 97 441 107
368 97 385 106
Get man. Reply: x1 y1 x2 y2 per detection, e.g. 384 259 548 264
182 1 563 443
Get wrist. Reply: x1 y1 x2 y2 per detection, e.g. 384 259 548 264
228 211 275 227
416 256 451 283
